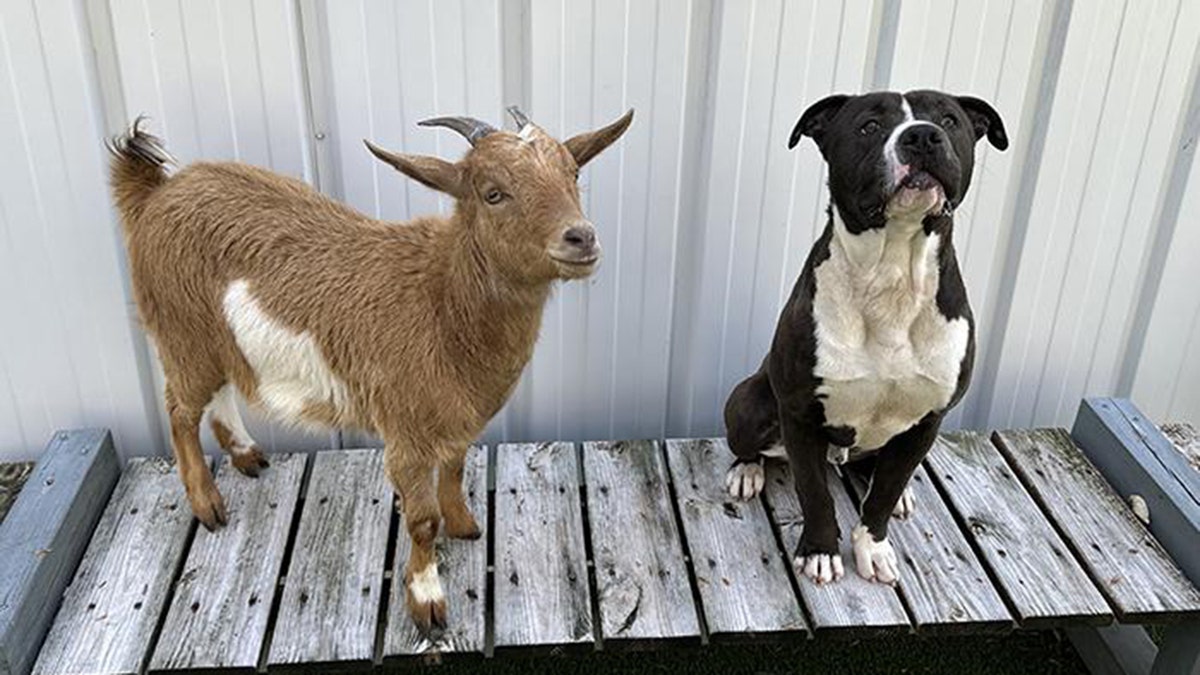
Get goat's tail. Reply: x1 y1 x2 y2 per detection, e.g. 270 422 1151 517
106 116 175 222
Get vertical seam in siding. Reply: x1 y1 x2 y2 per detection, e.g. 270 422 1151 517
1028 0 1128 425
869 0 901 89
606 0 631 438
1116 16 1200 398
714 0 758 428
212 2 241 158
1075 0 1183 415
970 0 1074 428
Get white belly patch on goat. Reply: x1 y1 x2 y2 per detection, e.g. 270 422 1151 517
222 279 351 426
812 214 969 451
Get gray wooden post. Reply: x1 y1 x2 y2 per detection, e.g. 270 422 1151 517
1072 398 1200 675
0 429 120 675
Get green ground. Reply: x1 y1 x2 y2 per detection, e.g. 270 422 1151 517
384 632 1086 674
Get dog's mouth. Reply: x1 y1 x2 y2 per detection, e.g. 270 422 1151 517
897 169 942 192
886 169 946 217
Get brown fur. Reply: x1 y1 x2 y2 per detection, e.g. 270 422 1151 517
107 112 633 635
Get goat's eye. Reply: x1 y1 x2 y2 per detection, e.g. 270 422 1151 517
859 120 880 136
484 188 505 205
940 115 958 129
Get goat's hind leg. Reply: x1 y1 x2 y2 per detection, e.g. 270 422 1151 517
388 449 447 636
207 384 269 477
165 382 227 530
439 449 481 540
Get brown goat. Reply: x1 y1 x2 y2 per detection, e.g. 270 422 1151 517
107 108 633 634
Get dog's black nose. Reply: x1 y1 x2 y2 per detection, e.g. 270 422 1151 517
899 124 944 158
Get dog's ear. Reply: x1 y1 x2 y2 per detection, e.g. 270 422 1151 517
956 96 1008 150
789 95 850 149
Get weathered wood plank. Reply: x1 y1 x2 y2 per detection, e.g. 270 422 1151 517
1073 398 1200 584
148 453 306 672
0 429 120 675
926 432 1112 627
32 458 197 675
384 445 488 658
663 439 806 639
267 450 392 667
763 463 910 634
1072 399 1200 674
582 440 700 646
0 463 34 525
844 464 1013 633
995 428 1200 623
493 442 593 652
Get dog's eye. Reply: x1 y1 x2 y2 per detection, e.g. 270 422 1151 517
484 188 505 205
859 120 880 136
940 115 958 129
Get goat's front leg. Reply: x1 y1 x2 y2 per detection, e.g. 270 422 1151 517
439 449 481 540
387 449 446 635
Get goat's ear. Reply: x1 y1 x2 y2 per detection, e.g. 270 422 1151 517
564 109 634 168
363 140 465 196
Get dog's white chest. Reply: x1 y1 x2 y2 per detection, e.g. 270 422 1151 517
222 279 352 425
812 220 969 451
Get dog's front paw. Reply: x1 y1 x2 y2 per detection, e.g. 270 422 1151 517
725 459 765 501
793 552 844 585
851 524 899 584
892 486 916 520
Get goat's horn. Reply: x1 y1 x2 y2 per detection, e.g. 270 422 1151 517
506 106 532 131
417 116 496 146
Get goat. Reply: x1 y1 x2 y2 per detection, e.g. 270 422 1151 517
107 107 633 634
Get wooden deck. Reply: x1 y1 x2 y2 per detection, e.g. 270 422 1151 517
29 430 1200 673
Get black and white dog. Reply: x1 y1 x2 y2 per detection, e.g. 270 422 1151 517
723 90 1007 586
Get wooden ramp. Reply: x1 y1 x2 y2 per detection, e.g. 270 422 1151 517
29 431 1200 673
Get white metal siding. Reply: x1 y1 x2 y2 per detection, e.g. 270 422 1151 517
1 0 1199 460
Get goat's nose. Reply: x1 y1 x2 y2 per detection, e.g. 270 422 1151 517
562 225 596 250
899 124 944 156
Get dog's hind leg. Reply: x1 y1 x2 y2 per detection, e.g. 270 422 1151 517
723 369 781 500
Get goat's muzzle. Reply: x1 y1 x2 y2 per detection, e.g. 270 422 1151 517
549 222 601 278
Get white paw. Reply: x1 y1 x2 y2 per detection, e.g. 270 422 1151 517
794 552 845 585
892 486 916 520
852 524 899 585
725 461 765 501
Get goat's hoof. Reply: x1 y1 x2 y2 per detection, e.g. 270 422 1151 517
445 514 482 540
231 446 270 478
407 593 448 638
189 482 228 531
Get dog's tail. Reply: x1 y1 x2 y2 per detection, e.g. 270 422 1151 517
106 116 175 224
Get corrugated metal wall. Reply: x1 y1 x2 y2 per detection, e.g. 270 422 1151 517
2 0 1199 461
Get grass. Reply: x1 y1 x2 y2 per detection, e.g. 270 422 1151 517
380 632 1086 674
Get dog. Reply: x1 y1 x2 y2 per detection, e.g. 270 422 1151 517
723 90 1007 586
